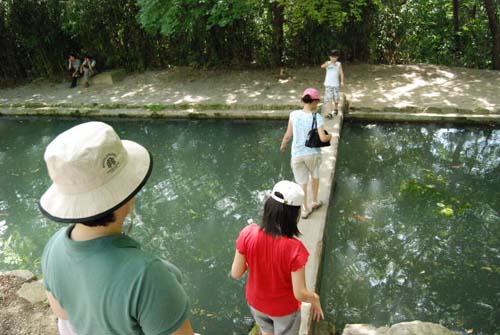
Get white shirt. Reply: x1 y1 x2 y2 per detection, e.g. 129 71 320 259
324 61 341 87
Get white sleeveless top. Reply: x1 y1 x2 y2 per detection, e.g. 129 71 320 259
324 61 341 87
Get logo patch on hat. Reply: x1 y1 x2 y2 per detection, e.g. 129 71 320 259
103 153 120 173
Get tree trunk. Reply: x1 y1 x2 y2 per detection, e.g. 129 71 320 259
270 1 284 67
483 0 500 69
453 0 461 53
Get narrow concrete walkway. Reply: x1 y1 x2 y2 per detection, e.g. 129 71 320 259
297 113 343 335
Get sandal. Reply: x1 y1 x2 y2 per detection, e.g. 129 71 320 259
301 209 312 219
311 201 323 211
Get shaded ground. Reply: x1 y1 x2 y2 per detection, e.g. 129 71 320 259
0 275 57 335
0 64 499 112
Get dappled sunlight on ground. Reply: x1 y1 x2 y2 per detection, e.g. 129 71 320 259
1 64 499 112
347 64 500 111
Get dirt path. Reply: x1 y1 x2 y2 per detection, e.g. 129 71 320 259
1 64 499 113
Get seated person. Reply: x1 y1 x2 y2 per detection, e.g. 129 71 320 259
67 54 80 88
80 55 96 87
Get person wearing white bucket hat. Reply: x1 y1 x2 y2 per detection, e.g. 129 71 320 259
40 121 195 335
231 181 324 335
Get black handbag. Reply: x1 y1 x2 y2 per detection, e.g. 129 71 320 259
305 113 331 148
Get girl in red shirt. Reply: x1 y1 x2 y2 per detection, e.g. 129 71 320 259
231 180 324 335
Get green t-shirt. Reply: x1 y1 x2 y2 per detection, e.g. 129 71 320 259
42 226 190 335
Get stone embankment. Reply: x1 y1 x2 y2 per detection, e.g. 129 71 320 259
0 270 57 335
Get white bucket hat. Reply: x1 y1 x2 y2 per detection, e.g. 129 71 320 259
39 121 152 223
270 180 304 207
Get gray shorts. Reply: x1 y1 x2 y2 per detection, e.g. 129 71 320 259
249 305 301 335
291 154 321 185
324 86 340 103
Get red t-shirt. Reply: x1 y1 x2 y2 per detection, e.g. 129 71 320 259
236 224 309 316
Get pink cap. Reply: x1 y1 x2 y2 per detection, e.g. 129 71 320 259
302 88 320 100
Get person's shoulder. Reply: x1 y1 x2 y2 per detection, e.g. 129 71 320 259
45 226 68 247
241 223 259 235
286 237 309 255
238 223 261 242
42 227 70 270
285 235 305 246
290 109 303 118
145 257 183 279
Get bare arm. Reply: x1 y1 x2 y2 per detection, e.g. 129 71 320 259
339 64 344 86
317 126 331 142
321 61 329 69
46 291 68 320
280 120 293 152
291 268 324 322
231 250 247 279
171 319 195 335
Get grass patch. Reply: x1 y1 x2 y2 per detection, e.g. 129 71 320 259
1 101 297 113
144 103 168 112
100 103 128 109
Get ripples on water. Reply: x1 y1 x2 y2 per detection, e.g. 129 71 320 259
320 122 500 334
0 117 290 334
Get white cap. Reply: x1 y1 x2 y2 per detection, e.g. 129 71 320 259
39 121 152 222
270 180 304 206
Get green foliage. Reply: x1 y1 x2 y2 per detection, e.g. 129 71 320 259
0 232 40 271
60 0 160 70
0 0 498 82
0 0 67 80
371 0 496 68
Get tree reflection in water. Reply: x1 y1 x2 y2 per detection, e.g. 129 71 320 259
0 118 291 335
320 122 500 335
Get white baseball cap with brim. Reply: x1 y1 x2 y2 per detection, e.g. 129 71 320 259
270 180 304 207
39 121 152 223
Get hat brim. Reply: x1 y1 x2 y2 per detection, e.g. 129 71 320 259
39 140 152 223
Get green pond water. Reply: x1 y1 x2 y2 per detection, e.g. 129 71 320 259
0 117 292 335
319 122 500 335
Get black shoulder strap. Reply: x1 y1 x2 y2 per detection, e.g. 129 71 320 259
311 113 318 130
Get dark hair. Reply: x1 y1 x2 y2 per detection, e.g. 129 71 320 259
80 212 116 227
302 94 319 104
69 53 76 58
329 49 340 57
260 192 301 238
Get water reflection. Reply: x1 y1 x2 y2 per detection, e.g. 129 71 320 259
319 122 500 334
0 117 291 334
